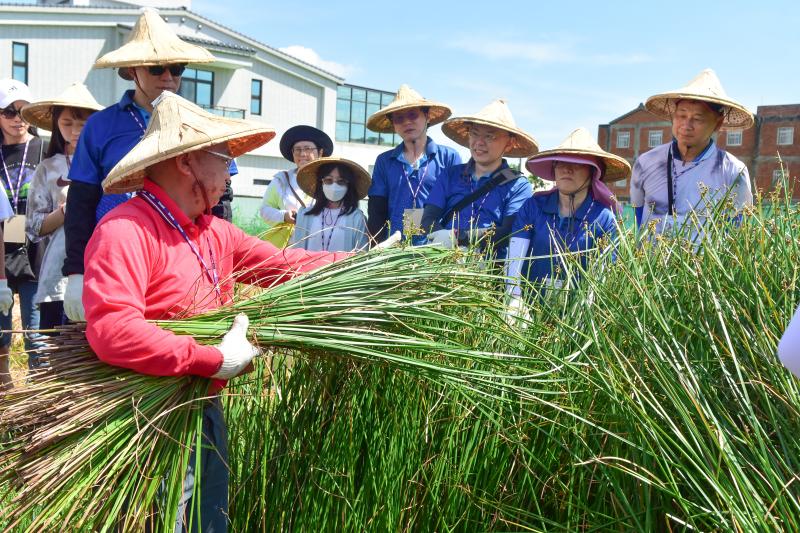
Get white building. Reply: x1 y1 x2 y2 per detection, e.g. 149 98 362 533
0 0 400 203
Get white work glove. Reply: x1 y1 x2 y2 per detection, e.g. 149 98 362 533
0 279 12 315
427 228 456 248
373 231 402 251
212 314 261 379
505 295 531 327
63 274 86 322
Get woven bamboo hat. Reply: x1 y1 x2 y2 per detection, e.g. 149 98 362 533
645 68 754 129
296 156 371 200
94 8 214 80
20 83 103 131
103 91 275 194
525 127 631 182
366 84 452 133
441 99 539 158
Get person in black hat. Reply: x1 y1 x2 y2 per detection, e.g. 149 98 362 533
259 125 333 247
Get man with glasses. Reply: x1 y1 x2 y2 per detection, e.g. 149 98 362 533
62 8 229 322
421 99 538 255
365 85 461 245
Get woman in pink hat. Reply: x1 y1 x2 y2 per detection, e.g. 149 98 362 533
506 128 628 308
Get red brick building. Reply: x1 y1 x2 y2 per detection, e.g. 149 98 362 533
597 103 800 200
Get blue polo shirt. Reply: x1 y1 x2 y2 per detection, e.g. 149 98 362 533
369 136 461 237
69 90 238 222
512 190 616 282
425 159 532 233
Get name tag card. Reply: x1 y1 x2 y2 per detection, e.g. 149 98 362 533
4 215 26 244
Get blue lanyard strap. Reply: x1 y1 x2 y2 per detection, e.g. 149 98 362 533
550 200 596 250
400 157 429 208
138 189 222 303
0 139 31 211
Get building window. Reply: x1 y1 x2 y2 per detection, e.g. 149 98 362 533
336 84 400 146
616 131 630 149
178 68 214 108
250 79 262 116
778 127 794 146
773 168 785 185
12 42 28 84
726 130 742 146
647 130 663 148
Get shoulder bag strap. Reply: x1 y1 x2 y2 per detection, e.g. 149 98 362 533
284 170 306 209
438 168 521 227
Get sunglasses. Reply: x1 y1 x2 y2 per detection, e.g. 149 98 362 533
146 64 187 77
0 106 24 120
390 109 422 124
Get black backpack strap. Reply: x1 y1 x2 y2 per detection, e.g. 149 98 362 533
438 167 521 227
666 148 674 216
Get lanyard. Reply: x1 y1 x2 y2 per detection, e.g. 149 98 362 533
321 208 343 251
128 108 147 135
0 139 31 211
138 189 222 303
401 156 429 207
550 199 596 250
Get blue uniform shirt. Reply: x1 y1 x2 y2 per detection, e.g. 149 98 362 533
69 90 238 222
512 190 616 282
426 159 532 233
369 136 461 238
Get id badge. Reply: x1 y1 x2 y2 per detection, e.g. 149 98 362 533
4 215 26 244
402 208 424 232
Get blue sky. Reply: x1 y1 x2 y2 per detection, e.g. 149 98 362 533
190 0 798 151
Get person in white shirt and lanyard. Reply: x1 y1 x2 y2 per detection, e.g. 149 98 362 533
259 125 333 247
630 68 754 242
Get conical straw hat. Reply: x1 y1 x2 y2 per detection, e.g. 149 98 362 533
525 127 631 182
441 99 539 158
645 68 754 129
94 8 214 79
103 91 275 194
20 83 103 131
366 84 452 133
296 156 371 200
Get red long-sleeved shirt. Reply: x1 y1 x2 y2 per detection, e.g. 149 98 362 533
84 179 345 382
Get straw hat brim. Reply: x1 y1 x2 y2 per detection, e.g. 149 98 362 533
21 99 103 131
526 149 631 182
366 102 452 134
103 127 275 194
442 117 539 158
279 125 334 162
296 156 371 200
645 92 754 129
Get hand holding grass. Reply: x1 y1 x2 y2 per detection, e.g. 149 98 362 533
212 313 261 379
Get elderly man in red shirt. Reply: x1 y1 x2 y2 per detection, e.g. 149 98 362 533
83 91 346 531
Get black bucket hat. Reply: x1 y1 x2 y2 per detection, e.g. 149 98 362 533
279 125 334 163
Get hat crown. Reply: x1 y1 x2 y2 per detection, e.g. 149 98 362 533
56 82 103 109
149 91 208 153
681 68 729 99
472 99 517 129
393 84 425 105
94 7 214 69
556 127 602 152
0 78 33 108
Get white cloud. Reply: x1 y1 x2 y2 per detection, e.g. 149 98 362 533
447 38 651 66
278 45 354 78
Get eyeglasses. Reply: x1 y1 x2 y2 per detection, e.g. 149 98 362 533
0 106 24 120
202 149 234 164
468 129 505 144
553 162 589 172
292 146 319 156
146 64 187 77
390 109 422 124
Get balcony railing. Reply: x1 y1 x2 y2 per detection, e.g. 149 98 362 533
202 105 245 119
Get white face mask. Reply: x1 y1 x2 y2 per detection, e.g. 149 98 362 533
323 182 348 202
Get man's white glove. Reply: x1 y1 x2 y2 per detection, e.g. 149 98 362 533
373 231 402 251
505 295 531 327
63 274 86 322
0 279 12 315
212 314 261 379
427 228 456 248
